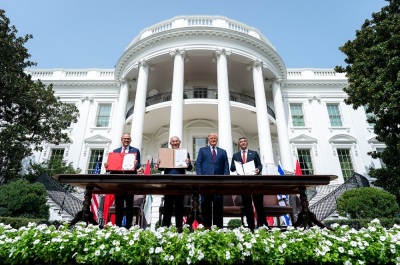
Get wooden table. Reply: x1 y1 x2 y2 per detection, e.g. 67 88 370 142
54 174 337 229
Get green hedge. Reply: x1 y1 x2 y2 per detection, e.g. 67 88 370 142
324 217 400 229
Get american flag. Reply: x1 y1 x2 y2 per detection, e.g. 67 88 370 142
90 160 101 221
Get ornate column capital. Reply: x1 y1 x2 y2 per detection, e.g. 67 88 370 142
138 59 155 71
246 59 264 71
214 48 232 59
169 48 187 57
270 77 285 87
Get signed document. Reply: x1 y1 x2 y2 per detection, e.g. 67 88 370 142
234 160 256 175
158 148 188 168
122 153 137 170
107 152 137 171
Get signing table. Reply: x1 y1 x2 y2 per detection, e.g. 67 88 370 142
54 174 338 229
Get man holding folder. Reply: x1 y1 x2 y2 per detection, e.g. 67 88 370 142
230 137 267 231
157 136 193 231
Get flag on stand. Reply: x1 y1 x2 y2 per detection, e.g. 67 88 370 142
103 194 115 224
192 219 199 230
150 157 154 169
90 160 101 222
295 160 302 176
144 158 151 175
252 200 258 227
277 162 291 226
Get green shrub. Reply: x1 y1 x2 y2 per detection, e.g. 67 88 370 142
227 218 242 229
337 187 399 219
324 217 400 230
0 180 49 219
0 217 59 229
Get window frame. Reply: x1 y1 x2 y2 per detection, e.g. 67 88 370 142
95 103 112 128
326 103 343 127
87 149 105 174
290 103 305 127
296 148 314 175
336 148 355 181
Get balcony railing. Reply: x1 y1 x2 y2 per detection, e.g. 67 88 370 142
126 89 276 119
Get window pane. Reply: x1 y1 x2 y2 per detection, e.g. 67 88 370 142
297 149 314 175
96 104 111 127
88 149 104 174
337 149 354 181
193 137 208 160
50 149 65 161
193 88 208 98
327 104 342 127
290 104 305 126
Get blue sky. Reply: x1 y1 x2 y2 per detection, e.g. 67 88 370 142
3 0 387 69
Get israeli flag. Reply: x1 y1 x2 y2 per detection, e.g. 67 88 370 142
277 162 291 226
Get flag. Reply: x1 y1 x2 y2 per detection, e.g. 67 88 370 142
277 162 291 226
150 157 154 169
295 160 302 176
192 219 199 230
90 160 101 221
103 194 115 224
277 163 285 175
142 158 152 227
144 159 151 175
252 200 257 227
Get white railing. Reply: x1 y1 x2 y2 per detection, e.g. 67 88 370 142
127 16 272 48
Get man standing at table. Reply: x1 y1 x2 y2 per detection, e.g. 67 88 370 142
157 136 193 231
196 133 229 229
106 133 141 229
230 136 267 231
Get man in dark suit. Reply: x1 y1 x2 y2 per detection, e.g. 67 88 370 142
157 136 193 231
106 133 141 229
196 133 229 228
230 136 267 230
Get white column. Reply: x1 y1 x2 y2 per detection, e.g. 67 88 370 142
130 60 151 150
111 80 130 149
215 48 233 158
251 60 274 172
168 49 185 142
272 80 293 171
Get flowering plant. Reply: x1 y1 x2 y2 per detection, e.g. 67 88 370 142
0 219 399 265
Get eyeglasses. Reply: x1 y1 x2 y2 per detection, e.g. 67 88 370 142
122 138 131 140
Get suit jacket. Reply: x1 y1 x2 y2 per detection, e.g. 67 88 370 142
230 149 262 174
113 145 141 172
196 146 229 175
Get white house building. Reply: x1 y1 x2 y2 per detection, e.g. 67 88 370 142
26 16 383 225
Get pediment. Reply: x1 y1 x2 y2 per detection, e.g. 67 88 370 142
367 136 384 145
289 134 318 144
84 134 112 143
328 134 357 144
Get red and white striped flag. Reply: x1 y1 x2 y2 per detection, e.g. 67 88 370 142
252 200 257 227
90 194 101 221
90 160 101 221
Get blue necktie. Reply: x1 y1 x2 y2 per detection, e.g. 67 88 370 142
212 147 217 162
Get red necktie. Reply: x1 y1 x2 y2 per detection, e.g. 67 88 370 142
212 147 217 162
242 150 246 163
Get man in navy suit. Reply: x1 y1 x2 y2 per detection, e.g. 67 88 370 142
157 136 193 231
107 133 141 229
230 137 267 230
196 133 229 228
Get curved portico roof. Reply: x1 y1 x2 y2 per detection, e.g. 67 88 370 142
115 15 286 81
